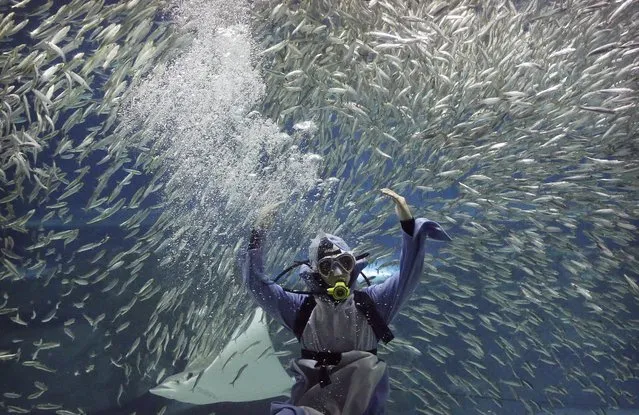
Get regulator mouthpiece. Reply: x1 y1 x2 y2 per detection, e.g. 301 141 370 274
326 281 350 301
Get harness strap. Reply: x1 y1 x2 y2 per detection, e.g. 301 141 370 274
353 291 395 344
300 349 378 388
293 295 316 340
301 348 378 362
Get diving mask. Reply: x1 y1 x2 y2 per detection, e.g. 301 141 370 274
317 253 356 278
315 253 355 300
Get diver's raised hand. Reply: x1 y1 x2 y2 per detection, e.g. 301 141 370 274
254 201 284 231
380 188 412 221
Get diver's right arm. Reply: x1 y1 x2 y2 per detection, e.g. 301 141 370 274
242 228 306 332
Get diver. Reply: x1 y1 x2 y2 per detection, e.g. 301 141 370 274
242 188 451 415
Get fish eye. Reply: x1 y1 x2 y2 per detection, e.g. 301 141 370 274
185 372 194 380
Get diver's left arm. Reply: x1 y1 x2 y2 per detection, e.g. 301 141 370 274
363 189 451 324
363 218 450 324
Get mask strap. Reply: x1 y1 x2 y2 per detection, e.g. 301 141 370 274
359 271 372 287
353 252 371 286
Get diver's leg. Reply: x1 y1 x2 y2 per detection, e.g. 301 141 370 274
363 369 390 415
270 403 306 415
270 372 307 415
272 408 301 415
271 404 325 415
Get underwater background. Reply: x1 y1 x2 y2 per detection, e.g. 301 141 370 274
0 0 638 414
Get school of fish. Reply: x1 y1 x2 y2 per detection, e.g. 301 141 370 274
0 0 638 413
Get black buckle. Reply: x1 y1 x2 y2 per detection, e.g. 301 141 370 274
318 366 331 388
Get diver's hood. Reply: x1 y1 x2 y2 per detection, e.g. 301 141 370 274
301 232 367 292
308 232 351 269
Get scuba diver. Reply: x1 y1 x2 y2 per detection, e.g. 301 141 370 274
242 188 451 415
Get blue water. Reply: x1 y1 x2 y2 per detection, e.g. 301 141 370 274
1 1 638 414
